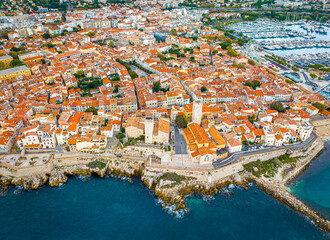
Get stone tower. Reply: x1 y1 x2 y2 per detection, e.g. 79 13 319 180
145 117 154 144
192 100 203 125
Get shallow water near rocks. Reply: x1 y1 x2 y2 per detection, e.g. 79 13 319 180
288 140 330 220
0 172 328 240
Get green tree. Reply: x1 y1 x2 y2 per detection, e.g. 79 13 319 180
310 73 317 79
152 82 161 92
237 39 244 46
212 50 218 55
170 29 177 36
10 47 20 52
136 135 145 141
109 40 114 47
87 32 95 37
10 59 23 67
85 107 98 115
220 42 231 49
201 86 207 92
9 51 18 59
285 79 294 84
175 115 188 128
112 75 120 81
0 62 5 69
113 84 120 93
244 80 261 90
128 70 138 79
76 70 84 77
120 127 125 133
248 115 256 124
1 31 8 39
47 43 55 48
227 47 239 57
115 133 125 142
42 33 51 39
312 102 325 112
270 101 285 112
61 30 69 36
248 59 255 65
157 53 165 61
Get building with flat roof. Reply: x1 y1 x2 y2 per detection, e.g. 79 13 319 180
0 65 31 81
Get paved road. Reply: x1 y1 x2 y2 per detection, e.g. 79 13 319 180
213 133 317 169
311 115 330 121
131 65 149 78
174 126 187 154
302 72 318 88
53 152 146 161
263 56 289 71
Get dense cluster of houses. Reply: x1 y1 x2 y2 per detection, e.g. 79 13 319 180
0 6 327 161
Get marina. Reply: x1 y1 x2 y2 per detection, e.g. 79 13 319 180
263 40 330 50
285 52 330 69
230 19 330 58
318 85 330 101
231 19 329 95
230 19 329 41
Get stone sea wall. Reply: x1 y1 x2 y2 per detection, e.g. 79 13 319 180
241 136 320 165
112 145 172 162
241 149 288 165
284 137 324 184
0 156 145 191
0 136 328 232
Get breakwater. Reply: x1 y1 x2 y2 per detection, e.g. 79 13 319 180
249 174 330 232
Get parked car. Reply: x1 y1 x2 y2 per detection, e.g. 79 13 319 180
116 154 122 158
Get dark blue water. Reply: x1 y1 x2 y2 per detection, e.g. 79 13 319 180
0 173 328 240
288 140 330 220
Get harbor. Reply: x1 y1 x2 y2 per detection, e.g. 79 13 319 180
318 85 330 101
263 40 330 50
285 52 330 69
231 19 329 97
230 19 330 58
230 19 329 41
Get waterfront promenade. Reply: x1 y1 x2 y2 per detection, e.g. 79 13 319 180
213 133 317 169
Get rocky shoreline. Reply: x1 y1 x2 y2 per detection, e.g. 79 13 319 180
0 137 329 233
0 157 144 192
248 174 330 232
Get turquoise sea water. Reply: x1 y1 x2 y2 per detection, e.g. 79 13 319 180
288 140 330 220
0 176 328 240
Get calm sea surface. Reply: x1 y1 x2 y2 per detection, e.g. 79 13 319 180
0 144 329 240
287 140 330 220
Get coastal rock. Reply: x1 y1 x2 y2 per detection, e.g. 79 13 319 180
49 170 68 187
21 174 48 190
0 145 329 233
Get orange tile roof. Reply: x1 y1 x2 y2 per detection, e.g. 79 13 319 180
188 123 211 145
198 147 216 156
209 126 226 145
183 128 195 145
227 138 242 147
